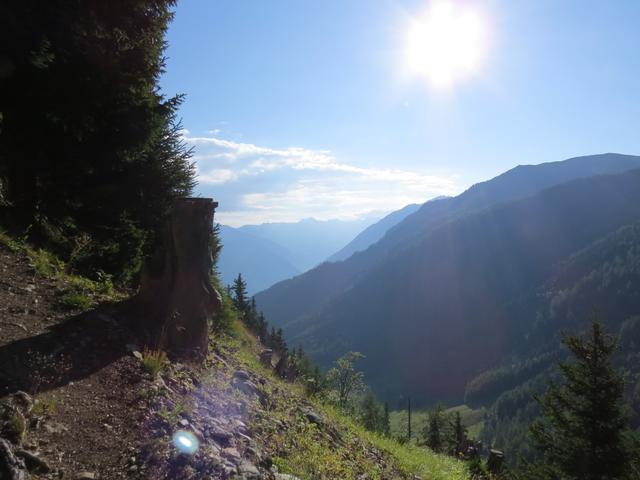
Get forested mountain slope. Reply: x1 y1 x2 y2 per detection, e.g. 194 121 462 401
259 165 640 404
467 222 640 461
328 203 421 263
256 154 640 336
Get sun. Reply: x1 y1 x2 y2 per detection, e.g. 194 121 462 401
405 1 488 89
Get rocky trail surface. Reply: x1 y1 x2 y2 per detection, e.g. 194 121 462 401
0 242 430 480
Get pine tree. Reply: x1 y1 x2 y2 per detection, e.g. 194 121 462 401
452 411 467 454
423 405 445 453
232 273 248 313
530 320 631 480
383 402 391 436
361 392 382 432
408 397 412 442
303 365 325 396
275 328 287 354
0 0 195 282
244 297 258 330
256 313 268 341
268 326 277 349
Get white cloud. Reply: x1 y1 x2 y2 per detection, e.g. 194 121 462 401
183 132 461 226
197 168 238 185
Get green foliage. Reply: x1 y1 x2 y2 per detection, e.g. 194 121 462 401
210 223 223 270
355 425 471 480
210 283 239 335
529 321 632 480
267 327 288 355
59 291 93 310
157 401 188 426
6 411 26 441
32 396 58 417
390 404 485 445
453 411 467 452
0 230 122 311
465 353 557 406
263 398 470 480
359 391 390 434
423 405 446 453
232 273 249 313
272 422 367 479
326 351 366 409
142 349 168 378
0 0 195 283
0 229 22 252
27 247 65 277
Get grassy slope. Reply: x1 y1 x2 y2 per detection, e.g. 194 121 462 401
223 323 471 480
0 230 470 479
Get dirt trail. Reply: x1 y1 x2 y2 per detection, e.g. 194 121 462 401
0 244 143 479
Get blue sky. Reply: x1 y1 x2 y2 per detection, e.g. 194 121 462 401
160 0 640 226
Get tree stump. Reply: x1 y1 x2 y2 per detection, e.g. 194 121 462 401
134 198 221 361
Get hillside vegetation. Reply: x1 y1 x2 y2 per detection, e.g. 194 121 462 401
0 236 471 479
466 222 640 465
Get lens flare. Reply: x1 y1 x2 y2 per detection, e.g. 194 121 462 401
172 430 199 455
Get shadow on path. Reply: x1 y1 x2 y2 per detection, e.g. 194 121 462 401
0 301 139 397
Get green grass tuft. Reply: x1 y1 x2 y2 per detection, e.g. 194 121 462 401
0 230 123 310
142 349 168 378
0 230 22 252
33 396 58 416
322 404 471 480
27 247 65 277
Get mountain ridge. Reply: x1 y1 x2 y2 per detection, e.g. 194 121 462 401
327 203 422 263
256 153 640 331
255 154 640 404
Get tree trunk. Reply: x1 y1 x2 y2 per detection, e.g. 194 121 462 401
134 198 221 361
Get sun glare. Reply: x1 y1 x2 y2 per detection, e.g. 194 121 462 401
405 1 488 89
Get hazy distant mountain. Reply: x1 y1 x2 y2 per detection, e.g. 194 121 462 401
328 203 423 262
218 216 380 294
217 225 300 295
238 217 379 273
255 153 640 402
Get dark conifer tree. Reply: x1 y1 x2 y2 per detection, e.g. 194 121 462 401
407 397 412 441
530 320 631 480
268 326 277 349
256 312 268 341
452 411 466 454
232 273 249 313
0 0 195 282
277 328 287 353
245 297 258 329
424 405 445 453
383 402 391 436
361 392 382 432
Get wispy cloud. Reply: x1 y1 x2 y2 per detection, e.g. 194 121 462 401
198 168 238 185
184 132 461 226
